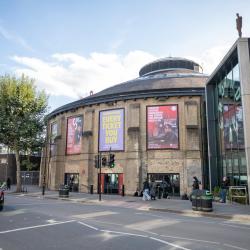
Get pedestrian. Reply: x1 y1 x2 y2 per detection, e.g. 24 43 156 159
220 177 230 203
142 179 151 201
192 176 200 190
150 179 157 200
6 177 11 190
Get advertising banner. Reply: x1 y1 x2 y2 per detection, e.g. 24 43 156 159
50 122 57 156
66 116 83 154
223 104 244 149
99 109 124 151
147 105 179 149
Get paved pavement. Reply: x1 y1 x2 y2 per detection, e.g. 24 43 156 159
5 185 250 222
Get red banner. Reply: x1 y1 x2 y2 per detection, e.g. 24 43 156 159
147 105 179 149
66 116 83 154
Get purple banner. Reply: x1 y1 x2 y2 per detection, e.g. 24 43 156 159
99 109 124 151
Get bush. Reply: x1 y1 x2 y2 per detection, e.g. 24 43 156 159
213 186 220 197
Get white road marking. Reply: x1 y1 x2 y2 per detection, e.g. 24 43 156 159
84 218 123 226
0 220 75 234
46 219 57 224
126 219 179 230
150 237 192 250
78 221 99 231
73 211 118 219
2 209 27 216
159 234 219 245
100 229 148 238
14 202 64 206
223 243 248 250
219 223 250 230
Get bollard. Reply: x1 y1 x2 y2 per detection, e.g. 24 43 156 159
90 184 93 194
158 186 161 199
122 185 125 196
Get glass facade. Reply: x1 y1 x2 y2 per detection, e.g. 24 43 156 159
215 62 247 186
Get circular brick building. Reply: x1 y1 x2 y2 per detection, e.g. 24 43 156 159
41 57 208 196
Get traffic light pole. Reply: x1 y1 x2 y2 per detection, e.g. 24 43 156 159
99 152 102 201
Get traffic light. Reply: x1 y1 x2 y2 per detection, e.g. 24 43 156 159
109 154 115 168
94 155 99 168
102 156 107 166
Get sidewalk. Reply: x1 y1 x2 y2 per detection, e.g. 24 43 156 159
5 185 250 222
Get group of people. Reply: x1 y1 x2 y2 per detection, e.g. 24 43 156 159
192 175 230 203
141 177 173 201
0 177 11 190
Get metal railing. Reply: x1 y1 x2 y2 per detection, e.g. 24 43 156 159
229 186 248 205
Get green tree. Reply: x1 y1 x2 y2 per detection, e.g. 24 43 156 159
0 74 48 192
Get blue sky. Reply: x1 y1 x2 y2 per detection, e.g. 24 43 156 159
1 0 250 112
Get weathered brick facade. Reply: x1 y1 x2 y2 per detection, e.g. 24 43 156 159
41 58 208 196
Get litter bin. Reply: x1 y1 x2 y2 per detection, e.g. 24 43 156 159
191 189 202 211
59 185 69 198
191 189 213 212
201 190 213 212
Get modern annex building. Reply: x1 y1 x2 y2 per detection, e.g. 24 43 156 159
40 57 208 196
206 38 250 201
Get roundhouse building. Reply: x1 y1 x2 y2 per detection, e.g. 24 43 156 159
41 57 208 196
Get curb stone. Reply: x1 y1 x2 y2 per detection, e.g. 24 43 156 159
6 192 250 222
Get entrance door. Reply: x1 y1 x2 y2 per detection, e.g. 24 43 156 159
148 173 180 196
64 173 79 192
98 173 123 194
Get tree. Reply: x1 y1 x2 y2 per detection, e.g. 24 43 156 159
0 74 48 192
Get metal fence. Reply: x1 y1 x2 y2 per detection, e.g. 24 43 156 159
229 186 248 205
21 171 40 185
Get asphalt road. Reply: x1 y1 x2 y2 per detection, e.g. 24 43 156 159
0 195 250 250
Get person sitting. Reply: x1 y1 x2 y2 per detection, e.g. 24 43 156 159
192 176 200 190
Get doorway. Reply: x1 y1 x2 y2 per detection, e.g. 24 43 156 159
98 173 123 194
148 173 180 196
64 173 79 192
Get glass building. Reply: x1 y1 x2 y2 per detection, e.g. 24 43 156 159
206 38 250 202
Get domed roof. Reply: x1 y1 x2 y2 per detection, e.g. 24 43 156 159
48 57 208 118
139 57 202 76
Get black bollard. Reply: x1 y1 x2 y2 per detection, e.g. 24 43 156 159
122 185 125 196
90 185 93 194
158 186 161 199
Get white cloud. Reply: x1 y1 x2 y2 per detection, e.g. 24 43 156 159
11 44 231 103
0 25 33 51
186 44 232 74
12 51 156 99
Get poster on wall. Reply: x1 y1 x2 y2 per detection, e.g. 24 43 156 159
147 105 179 149
99 109 124 151
66 116 83 154
223 104 244 150
50 122 57 156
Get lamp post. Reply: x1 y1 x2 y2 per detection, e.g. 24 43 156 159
99 152 102 201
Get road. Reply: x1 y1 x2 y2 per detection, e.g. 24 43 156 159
0 194 250 250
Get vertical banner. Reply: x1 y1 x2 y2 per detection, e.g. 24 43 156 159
66 116 83 154
50 122 57 156
99 109 124 151
147 105 179 149
223 104 244 149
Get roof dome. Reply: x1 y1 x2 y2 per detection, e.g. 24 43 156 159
48 57 207 118
139 57 202 76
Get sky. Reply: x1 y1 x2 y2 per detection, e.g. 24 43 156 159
1 0 250 112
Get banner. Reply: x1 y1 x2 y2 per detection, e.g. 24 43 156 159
66 116 83 154
223 104 244 150
99 109 124 151
50 122 57 156
147 105 179 149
